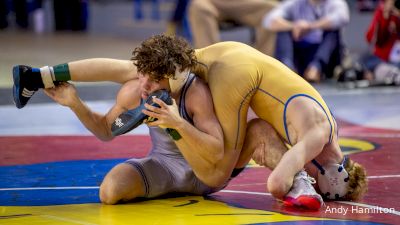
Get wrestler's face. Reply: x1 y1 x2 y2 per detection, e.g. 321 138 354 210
138 72 169 99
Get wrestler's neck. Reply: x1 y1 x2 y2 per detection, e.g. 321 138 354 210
170 91 181 104
166 85 181 105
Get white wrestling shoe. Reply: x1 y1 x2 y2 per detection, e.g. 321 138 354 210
283 170 323 210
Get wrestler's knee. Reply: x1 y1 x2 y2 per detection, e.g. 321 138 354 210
247 118 275 137
246 118 282 167
267 172 292 199
99 179 121 205
244 119 270 162
99 163 142 205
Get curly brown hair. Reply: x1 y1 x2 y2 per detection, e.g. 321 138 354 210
344 158 368 201
131 34 197 81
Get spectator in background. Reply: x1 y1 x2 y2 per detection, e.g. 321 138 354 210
357 0 379 12
188 0 278 56
53 0 89 31
0 0 8 29
0 0 29 29
165 0 190 36
13 0 29 28
263 0 349 83
361 0 400 86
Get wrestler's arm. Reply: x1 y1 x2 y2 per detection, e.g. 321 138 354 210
268 111 331 198
176 81 225 185
44 80 140 141
68 58 138 84
275 126 330 175
178 80 224 157
144 79 224 186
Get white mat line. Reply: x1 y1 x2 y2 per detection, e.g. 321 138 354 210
367 175 400 179
1 186 398 216
221 190 400 216
41 215 97 225
339 133 400 138
1 174 399 191
0 186 99 191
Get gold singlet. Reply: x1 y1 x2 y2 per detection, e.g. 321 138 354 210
193 42 336 152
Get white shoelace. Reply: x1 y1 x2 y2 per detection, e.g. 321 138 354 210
290 171 319 196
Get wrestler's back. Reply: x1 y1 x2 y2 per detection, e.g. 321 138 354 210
194 41 332 146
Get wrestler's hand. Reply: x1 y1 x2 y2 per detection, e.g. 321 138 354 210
43 82 80 107
142 97 184 129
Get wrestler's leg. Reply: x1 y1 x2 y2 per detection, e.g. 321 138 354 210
13 58 137 108
235 118 288 169
24 58 136 86
236 117 297 198
268 97 332 199
68 58 137 83
99 163 145 205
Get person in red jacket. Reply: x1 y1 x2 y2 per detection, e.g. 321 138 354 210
362 0 400 85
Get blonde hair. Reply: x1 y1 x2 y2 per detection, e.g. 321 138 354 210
344 158 368 201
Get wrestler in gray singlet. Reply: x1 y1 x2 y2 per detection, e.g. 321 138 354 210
125 74 218 198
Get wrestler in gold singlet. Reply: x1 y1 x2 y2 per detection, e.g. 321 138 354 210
193 42 336 151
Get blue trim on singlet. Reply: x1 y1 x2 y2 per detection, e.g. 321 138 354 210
178 73 196 124
234 87 257 150
256 88 285 105
234 87 285 150
330 107 339 142
283 94 333 146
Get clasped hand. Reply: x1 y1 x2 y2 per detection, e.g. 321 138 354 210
142 97 183 129
43 82 80 107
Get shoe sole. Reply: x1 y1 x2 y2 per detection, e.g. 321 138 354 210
111 105 148 136
111 89 172 136
283 196 322 211
12 66 23 109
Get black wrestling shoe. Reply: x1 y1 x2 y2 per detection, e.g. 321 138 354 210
12 65 45 109
111 89 173 136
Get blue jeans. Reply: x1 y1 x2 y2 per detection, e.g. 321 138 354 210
361 54 400 72
171 0 189 22
275 30 342 78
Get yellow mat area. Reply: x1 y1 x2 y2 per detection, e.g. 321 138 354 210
1 196 329 225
